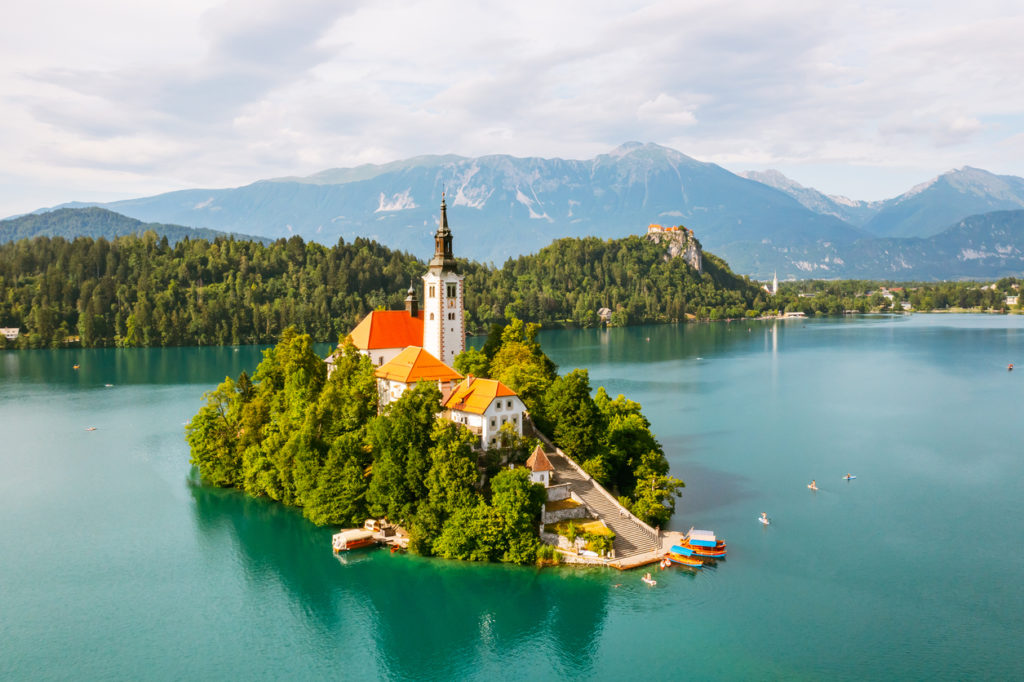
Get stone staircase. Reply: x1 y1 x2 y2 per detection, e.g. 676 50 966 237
546 452 660 560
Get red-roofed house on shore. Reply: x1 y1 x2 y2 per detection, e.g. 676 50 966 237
525 445 554 487
443 376 526 449
375 346 463 408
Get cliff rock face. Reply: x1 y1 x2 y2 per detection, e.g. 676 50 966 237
645 224 703 273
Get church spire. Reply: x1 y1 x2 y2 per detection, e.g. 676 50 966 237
429 193 458 273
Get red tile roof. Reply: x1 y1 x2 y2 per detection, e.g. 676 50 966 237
374 346 462 383
348 310 423 350
443 377 518 415
526 445 554 472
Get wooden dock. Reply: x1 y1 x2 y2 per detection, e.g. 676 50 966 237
607 531 686 570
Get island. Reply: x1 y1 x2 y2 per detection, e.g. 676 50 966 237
187 198 684 566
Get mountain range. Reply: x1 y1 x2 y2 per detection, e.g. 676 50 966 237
15 142 1024 279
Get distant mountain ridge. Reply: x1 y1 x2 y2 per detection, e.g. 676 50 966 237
0 207 267 245
34 143 863 274
862 167 1024 238
21 143 1024 279
745 166 1024 239
754 210 1024 280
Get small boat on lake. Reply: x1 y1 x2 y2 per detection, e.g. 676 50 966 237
73 364 80 370
666 551 703 569
331 529 376 553
678 529 727 557
642 573 658 586
85 426 97 431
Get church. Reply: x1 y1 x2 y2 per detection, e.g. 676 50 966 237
332 196 527 449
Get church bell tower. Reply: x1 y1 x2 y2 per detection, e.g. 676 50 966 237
422 195 465 365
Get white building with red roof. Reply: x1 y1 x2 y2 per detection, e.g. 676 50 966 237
525 445 554 487
375 346 463 408
331 196 464 373
443 376 526 449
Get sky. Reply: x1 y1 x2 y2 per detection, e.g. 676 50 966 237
2 0 1023 218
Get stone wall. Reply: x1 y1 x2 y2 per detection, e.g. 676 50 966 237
541 493 590 525
546 483 572 502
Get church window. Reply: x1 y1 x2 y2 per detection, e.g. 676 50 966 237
429 285 436 298
446 283 457 298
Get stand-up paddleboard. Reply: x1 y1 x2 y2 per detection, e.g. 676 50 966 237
842 475 856 480
642 575 657 586
758 516 770 525
808 484 818 491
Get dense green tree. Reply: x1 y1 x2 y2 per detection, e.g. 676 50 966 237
489 317 558 423
543 369 605 466
186 377 242 487
489 468 545 564
453 347 489 377
302 432 369 526
365 382 443 523
425 420 480 517
629 451 685 527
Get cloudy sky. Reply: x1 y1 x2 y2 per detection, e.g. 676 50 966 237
2 0 1023 218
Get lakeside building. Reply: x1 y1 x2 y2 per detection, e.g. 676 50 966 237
442 376 526 448
1 327 19 340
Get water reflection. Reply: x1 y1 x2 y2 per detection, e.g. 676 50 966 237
188 478 611 679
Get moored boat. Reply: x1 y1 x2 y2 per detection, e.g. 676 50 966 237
681 529 727 557
677 541 726 558
666 551 703 569
332 529 376 553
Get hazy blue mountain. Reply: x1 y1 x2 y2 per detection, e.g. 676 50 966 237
0 207 267 245
740 169 882 226
765 210 1024 281
741 166 1024 244
860 167 1024 238
38 143 864 273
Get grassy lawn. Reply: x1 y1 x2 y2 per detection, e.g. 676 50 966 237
544 498 581 512
544 519 612 537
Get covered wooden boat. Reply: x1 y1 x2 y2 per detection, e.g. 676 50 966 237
666 552 703 569
682 529 727 557
332 529 376 552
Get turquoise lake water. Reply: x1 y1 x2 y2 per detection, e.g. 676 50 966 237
1 314 1022 680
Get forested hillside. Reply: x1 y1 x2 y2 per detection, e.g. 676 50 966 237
463 236 764 328
0 207 263 245
0 232 765 349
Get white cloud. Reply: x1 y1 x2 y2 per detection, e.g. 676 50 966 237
637 94 698 128
2 0 1024 214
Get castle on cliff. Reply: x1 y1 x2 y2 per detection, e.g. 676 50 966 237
645 224 703 273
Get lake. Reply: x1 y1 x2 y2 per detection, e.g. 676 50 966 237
1 314 1021 680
